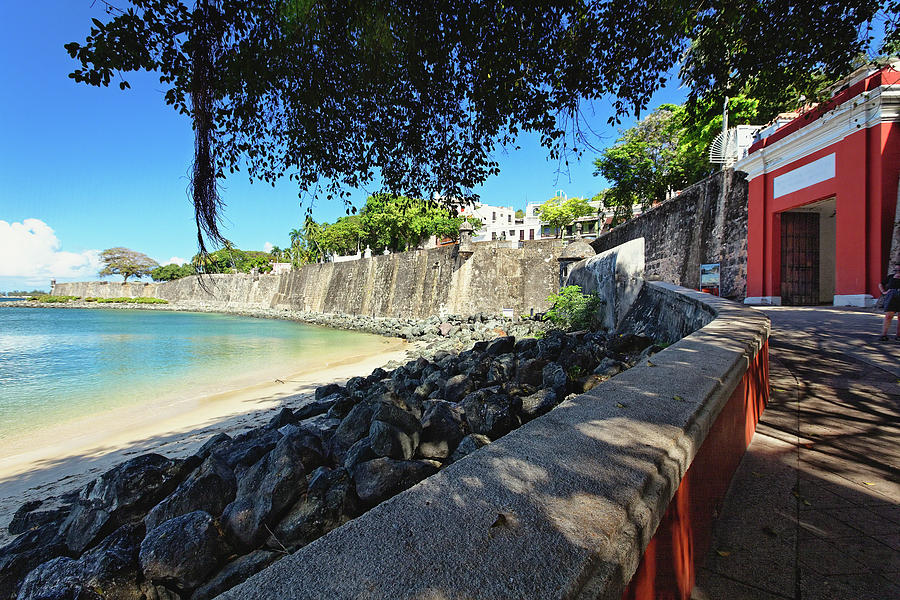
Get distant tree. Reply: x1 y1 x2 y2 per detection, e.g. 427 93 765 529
99 247 159 282
192 247 273 274
151 263 196 281
515 209 525 219
536 196 595 238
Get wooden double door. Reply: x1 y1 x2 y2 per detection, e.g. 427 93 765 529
780 212 820 305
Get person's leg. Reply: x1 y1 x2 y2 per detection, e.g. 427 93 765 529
881 312 894 339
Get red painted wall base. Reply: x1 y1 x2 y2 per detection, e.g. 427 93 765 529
622 342 770 600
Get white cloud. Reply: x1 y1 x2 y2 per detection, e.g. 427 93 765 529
0 219 102 281
263 242 274 253
163 256 188 266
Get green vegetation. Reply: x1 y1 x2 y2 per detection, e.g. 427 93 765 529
66 2 896 248
289 195 482 264
91 297 169 304
192 247 274 275
30 295 81 303
536 196 595 238
151 263 196 282
99 248 159 283
544 285 603 331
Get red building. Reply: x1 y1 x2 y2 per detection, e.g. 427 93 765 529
737 62 900 306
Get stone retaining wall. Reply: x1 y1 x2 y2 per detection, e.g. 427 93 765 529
53 243 563 319
218 283 770 599
592 169 749 300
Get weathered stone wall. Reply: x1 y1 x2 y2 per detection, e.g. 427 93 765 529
591 169 749 300
54 243 563 319
270 244 561 319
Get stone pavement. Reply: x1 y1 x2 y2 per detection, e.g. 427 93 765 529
692 306 900 600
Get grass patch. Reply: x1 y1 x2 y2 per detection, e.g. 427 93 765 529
30 295 81 303
94 297 168 304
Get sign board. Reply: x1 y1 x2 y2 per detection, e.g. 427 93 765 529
502 308 514 319
700 263 721 287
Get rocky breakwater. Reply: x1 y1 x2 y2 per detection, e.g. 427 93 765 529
1 330 661 600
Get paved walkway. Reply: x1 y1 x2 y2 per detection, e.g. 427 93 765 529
693 306 900 600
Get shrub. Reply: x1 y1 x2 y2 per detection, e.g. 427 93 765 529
543 285 603 331
33 295 80 303
94 296 168 304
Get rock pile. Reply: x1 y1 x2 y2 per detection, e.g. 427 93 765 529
1 330 658 600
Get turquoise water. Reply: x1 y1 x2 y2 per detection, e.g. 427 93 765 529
0 307 387 442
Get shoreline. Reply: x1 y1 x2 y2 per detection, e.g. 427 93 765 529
0 306 411 547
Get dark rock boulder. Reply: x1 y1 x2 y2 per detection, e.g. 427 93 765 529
541 362 568 396
343 437 376 471
139 511 229 593
296 415 341 444
417 401 467 459
265 407 295 430
210 428 281 475
368 403 422 460
327 403 375 464
314 383 344 401
520 388 560 420
608 333 653 355
193 434 231 463
17 523 145 600
8 498 72 537
487 353 516 384
60 454 190 555
144 456 236 532
323 394 356 420
0 523 67 600
593 357 626 379
484 336 514 356
513 337 538 356
515 358 547 386
190 550 280 600
461 391 522 439
270 467 359 551
222 428 321 549
443 374 474 403
448 434 492 463
351 458 439 508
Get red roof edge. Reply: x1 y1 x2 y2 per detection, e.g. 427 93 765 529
747 65 900 154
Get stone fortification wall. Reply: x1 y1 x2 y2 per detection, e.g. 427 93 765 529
52 274 282 311
271 243 561 319
53 243 563 319
592 169 749 300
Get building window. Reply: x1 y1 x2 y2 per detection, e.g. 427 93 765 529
519 230 525 240
508 215 512 224
529 229 534 240
492 212 496 222
492 231 497 240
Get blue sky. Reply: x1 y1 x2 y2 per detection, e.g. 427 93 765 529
0 1 686 292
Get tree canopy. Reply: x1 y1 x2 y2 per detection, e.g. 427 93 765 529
290 194 483 263
150 263 196 281
191 247 274 274
594 94 763 218
536 195 595 237
99 247 159 282
66 1 899 249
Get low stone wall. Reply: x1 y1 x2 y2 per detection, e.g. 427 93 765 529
219 283 770 599
592 169 749 300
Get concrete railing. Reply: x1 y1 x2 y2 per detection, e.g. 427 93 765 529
219 282 770 600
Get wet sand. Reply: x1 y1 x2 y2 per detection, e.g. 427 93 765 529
0 337 409 546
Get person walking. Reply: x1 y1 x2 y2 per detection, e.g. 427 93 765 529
878 264 900 341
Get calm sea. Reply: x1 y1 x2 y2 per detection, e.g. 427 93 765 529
0 307 387 442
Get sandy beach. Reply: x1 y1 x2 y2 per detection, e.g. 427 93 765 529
0 336 410 547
